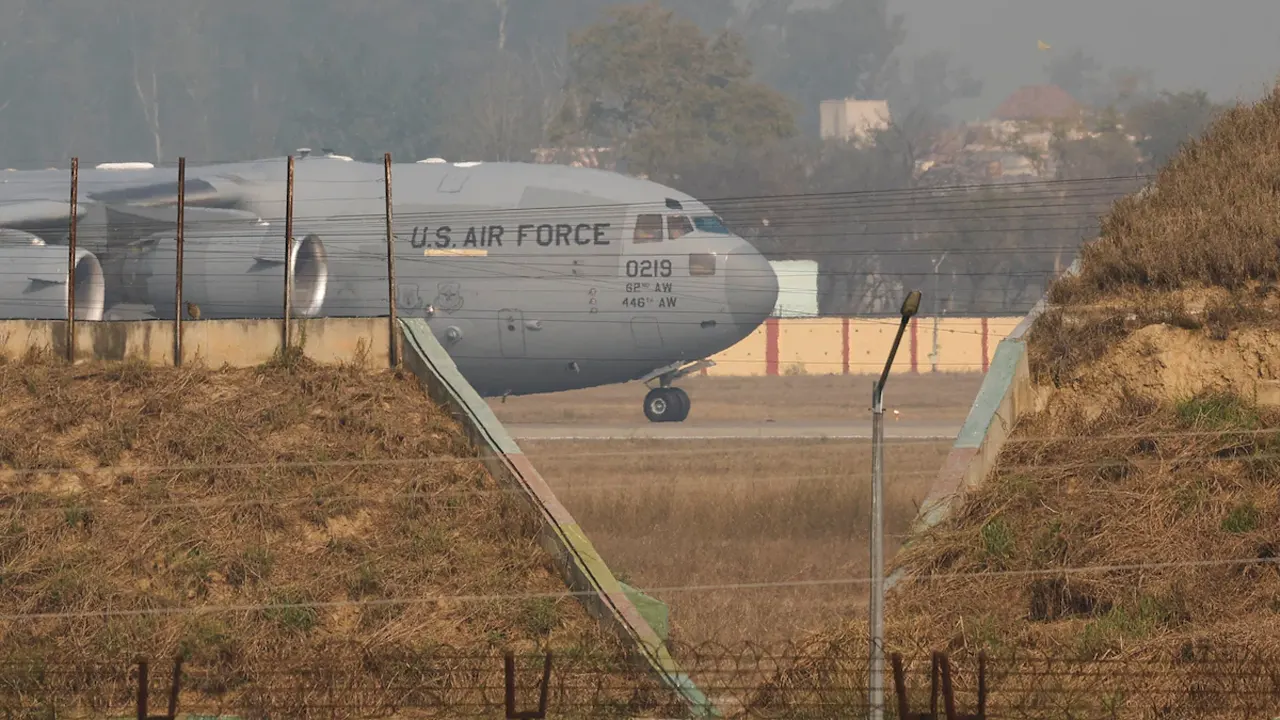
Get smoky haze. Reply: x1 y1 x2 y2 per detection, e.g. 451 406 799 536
0 0 1273 164
891 0 1280 119
0 0 1272 317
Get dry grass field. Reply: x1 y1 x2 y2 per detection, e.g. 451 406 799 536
0 349 630 697
490 373 986 425
506 374 984 645
524 437 954 645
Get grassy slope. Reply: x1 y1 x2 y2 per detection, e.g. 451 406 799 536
759 88 1280 715
0 350 637 707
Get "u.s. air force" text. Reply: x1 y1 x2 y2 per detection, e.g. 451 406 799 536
408 223 612 249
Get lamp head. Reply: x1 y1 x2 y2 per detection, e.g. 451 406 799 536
901 290 922 319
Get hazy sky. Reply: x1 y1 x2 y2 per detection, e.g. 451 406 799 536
889 0 1280 119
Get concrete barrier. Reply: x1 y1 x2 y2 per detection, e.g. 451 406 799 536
702 316 1024 377
0 317 389 367
0 314 1037 377
398 319 715 717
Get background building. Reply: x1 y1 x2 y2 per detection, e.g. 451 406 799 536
819 98 891 145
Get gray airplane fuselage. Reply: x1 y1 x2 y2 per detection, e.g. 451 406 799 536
0 156 779 398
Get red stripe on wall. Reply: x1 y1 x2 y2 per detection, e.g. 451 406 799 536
841 317 850 375
909 317 919 373
765 318 780 376
981 317 990 373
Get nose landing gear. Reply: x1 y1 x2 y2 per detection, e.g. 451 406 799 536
644 386 690 423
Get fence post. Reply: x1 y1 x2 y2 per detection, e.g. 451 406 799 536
939 654 955 720
891 653 911 720
504 651 552 720
891 652 941 720
283 155 295 353
975 651 986 720
384 151 399 367
931 652 941 719
937 652 986 720
174 157 185 367
136 657 148 720
135 655 183 720
165 656 183 719
66 157 78 362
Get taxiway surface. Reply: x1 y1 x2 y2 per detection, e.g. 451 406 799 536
506 418 964 441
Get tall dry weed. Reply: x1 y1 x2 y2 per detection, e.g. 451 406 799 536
1028 88 1280 381
1068 89 1280 298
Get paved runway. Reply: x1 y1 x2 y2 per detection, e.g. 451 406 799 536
507 419 963 441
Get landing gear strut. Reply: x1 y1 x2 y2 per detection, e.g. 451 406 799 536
638 359 714 423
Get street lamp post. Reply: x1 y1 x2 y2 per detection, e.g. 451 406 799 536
929 253 948 372
869 289 922 720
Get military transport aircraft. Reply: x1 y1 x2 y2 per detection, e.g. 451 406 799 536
0 151 779 422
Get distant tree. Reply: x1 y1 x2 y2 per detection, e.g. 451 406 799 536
443 51 564 162
1042 48 1166 124
1102 66 1157 112
1094 106 1123 133
1044 48 1104 105
881 50 984 171
1125 90 1224 170
896 51 983 114
741 0 905 134
1052 131 1141 180
550 2 796 180
503 0 738 55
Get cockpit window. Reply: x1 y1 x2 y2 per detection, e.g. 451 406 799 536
693 216 731 235
668 215 694 239
634 214 664 243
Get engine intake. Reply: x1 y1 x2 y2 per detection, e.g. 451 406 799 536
123 221 329 319
0 241 105 321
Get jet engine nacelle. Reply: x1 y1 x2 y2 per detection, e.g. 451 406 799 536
0 241 105 321
121 222 330 320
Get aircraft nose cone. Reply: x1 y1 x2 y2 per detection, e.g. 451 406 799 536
724 244 779 331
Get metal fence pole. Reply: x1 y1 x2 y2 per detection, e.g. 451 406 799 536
384 152 399 367
283 155 295 351
869 290 923 720
174 157 185 367
66 157 78 362
869 378 886 720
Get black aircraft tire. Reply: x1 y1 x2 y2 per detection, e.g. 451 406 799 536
644 388 678 423
669 387 691 422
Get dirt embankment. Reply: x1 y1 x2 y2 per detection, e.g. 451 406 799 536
763 86 1280 717
0 349 621 671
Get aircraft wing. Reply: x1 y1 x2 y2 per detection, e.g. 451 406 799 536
0 166 252 234
0 200 89 230
87 176 244 209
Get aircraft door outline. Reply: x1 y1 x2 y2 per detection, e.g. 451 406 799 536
498 308 527 357
630 317 663 350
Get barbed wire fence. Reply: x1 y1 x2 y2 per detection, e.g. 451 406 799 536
3 639 1280 718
